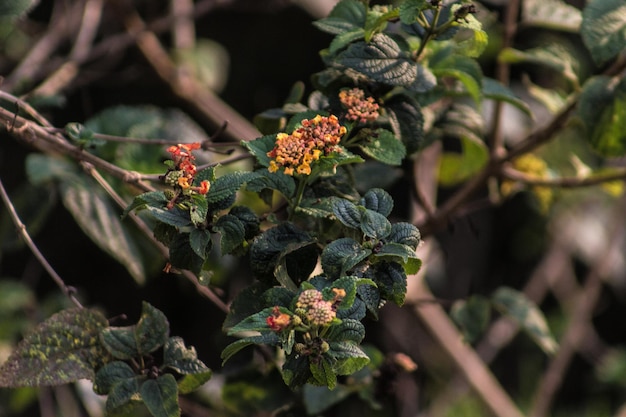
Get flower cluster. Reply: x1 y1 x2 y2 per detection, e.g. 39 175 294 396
293 288 346 327
338 88 380 123
164 143 210 196
266 306 291 332
267 115 347 176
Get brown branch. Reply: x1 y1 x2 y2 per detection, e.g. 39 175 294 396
502 165 626 188
0 178 83 309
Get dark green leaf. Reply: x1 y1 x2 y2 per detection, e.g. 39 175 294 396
189 195 208 226
223 282 271 330
206 171 258 205
498 45 578 86
0 308 109 387
276 241 319 290
360 209 391 239
123 191 169 218
214 214 246 254
221 333 280 364
387 222 421 250
310 357 337 389
329 28 366 55
325 319 365 344
93 361 136 395
332 198 362 229
262 287 296 308
451 296 491 343
322 238 371 279
522 0 581 32
327 342 370 375
581 0 626 65
189 229 211 259
375 262 407 306
140 374 180 417
100 326 138 360
227 307 287 335
282 354 311 388
337 34 417 87
357 128 406 165
169 233 204 274
312 0 367 35
146 207 192 227
136 302 169 355
359 188 393 217
163 337 211 376
106 375 141 414
357 284 381 319
303 384 352 415
249 223 312 280
385 94 425 153
482 78 532 117
399 0 430 25
296 197 338 218
325 276 359 310
242 135 277 167
492 287 558 355
246 169 296 199
375 242 417 263
60 179 146 284
229 206 260 239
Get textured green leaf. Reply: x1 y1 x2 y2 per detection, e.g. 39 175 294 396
206 171 258 205
522 0 581 32
482 78 532 117
451 296 491 343
246 169 296 199
0 0 38 19
177 371 213 395
492 287 558 355
325 276 359 310
310 357 337 389
296 197 337 218
385 94 425 153
229 206 260 239
399 0 430 25
163 337 210 376
376 262 407 306
189 195 208 226
360 209 391 239
438 135 489 186
581 0 626 65
313 0 367 35
329 28 366 55
359 188 393 217
93 361 136 395
123 191 169 218
337 34 417 87
357 284 381 319
221 333 280 364
227 307 289 335
282 354 312 388
169 233 203 274
145 207 192 227
60 179 146 284
140 374 180 417
214 214 246 254
387 222 421 250
106 375 141 414
136 302 169 355
332 198 362 229
189 229 211 259
375 242 417 264
325 319 365 344
100 326 138 360
357 128 406 165
327 342 370 375
0 308 109 387
322 238 371 279
242 135 277 167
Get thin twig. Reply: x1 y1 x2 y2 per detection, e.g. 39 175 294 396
502 165 626 188
0 178 83 309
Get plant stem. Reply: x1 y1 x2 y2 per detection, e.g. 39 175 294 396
289 176 307 220
414 6 443 60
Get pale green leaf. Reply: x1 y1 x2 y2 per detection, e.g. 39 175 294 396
581 0 626 65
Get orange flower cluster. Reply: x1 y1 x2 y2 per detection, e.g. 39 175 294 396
266 306 291 332
338 88 380 123
267 115 347 176
165 143 210 195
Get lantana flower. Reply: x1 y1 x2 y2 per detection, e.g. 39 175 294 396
266 306 291 332
338 88 380 123
164 143 210 197
267 115 347 176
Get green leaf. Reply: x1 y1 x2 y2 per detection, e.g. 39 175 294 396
360 208 391 239
303 384 352 415
375 262 407 306
403 257 422 275
169 233 203 274
0 0 38 19
0 308 109 387
325 319 365 344
438 135 489 186
498 45 579 86
522 0 581 32
327 276 360 310
246 169 296 199
450 4 488 57
275 241 319 290
223 282 270 330
312 0 367 35
359 188 393 217
327 342 370 375
492 287 558 355
146 207 192 228
357 284 381 319
375 242 417 264
581 0 626 65
60 179 146 284
140 374 180 417
399 0 430 25
385 94 425 153
106 375 141 414
591 92 626 157
100 326 139 360
357 128 406 166
296 197 338 218
387 222 421 250
136 302 169 355
249 223 312 280
163 337 211 376
329 28 366 55
214 214 246 255
482 78 532 117
189 228 212 259
242 135 276 167
123 191 169 218
227 307 288 335
451 296 491 344
310 357 337 389
229 206 260 239
337 34 418 87
432 55 483 104
220 333 280 364
332 198 362 229
189 195 208 226
177 371 213 395
322 238 371 279
93 361 136 395
206 171 258 205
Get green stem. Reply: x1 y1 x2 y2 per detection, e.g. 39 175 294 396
289 176 307 220
414 6 444 60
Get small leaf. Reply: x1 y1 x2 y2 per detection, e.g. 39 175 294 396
242 135 278 167
189 228 212 259
432 54 483 104
140 374 180 417
246 169 296 199
223 282 270 330
375 242 417 263
123 191 169 218
322 238 371 279
492 287 558 355
229 206 260 239
387 222 421 250
498 45 579 86
399 0 430 25
325 319 365 344
450 296 491 343
360 209 391 239
106 375 141 414
136 302 169 355
327 342 370 375
375 262 407 306
312 0 367 35
0 308 109 387
310 357 337 389
357 284 381 319
227 307 287 335
100 326 138 360
93 361 136 395
220 333 280 364
163 337 211 376
581 0 626 65
357 129 406 166
332 199 362 229
214 214 246 255
169 233 203 274
359 188 393 217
